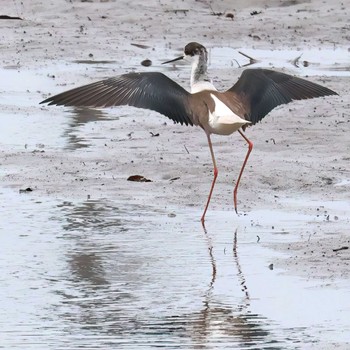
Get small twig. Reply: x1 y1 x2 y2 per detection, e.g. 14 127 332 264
238 51 259 66
0 15 22 20
231 58 241 68
164 9 189 15
130 43 151 49
333 246 349 252
292 54 303 68
208 3 224 16
238 51 254 60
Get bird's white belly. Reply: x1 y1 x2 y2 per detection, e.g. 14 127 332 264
208 94 250 135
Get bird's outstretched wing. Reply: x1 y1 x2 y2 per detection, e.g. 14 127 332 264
226 69 338 125
40 72 194 126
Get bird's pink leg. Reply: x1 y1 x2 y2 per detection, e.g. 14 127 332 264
201 134 218 225
234 130 253 213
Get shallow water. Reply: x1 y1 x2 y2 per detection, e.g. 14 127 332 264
1 187 350 349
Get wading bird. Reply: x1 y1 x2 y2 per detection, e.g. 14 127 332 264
40 42 337 223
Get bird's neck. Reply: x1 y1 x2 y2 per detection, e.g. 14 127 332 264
190 55 211 93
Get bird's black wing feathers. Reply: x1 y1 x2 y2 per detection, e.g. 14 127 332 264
40 72 194 126
228 69 337 125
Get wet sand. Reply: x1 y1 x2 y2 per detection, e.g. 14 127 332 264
1 1 350 346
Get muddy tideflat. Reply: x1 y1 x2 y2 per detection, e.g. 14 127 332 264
1 0 349 348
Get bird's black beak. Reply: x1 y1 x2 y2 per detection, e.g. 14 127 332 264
162 55 184 65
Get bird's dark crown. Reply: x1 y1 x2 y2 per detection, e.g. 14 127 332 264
184 42 207 57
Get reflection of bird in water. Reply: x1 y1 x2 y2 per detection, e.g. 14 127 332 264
233 229 250 302
69 107 111 125
201 225 249 304
62 108 112 150
41 42 337 223
202 224 217 290
150 227 280 347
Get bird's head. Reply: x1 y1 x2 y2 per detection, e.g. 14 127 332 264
162 42 208 66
